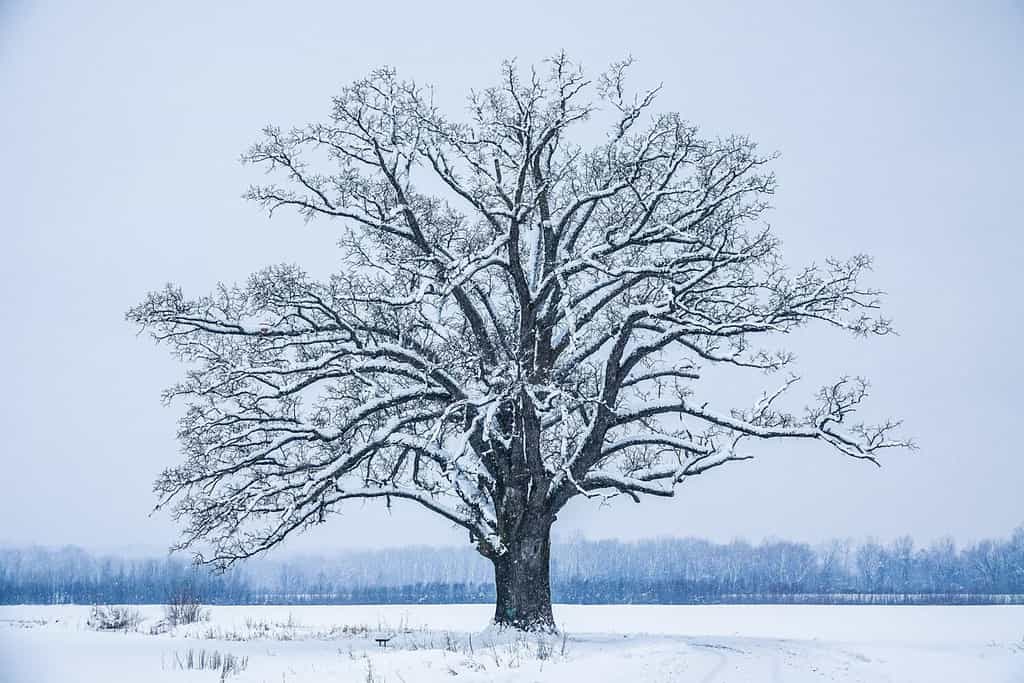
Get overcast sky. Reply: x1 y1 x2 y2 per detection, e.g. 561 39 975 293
1 1 1022 555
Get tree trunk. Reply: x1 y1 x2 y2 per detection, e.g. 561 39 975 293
491 515 555 631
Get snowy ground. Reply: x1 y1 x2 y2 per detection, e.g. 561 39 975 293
2 604 1022 682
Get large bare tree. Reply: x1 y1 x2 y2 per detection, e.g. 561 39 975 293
129 55 909 630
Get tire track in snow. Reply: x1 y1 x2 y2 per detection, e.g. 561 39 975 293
696 649 728 683
691 642 745 682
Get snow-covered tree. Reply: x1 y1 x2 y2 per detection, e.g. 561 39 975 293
129 55 909 630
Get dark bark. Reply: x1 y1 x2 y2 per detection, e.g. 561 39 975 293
491 514 555 631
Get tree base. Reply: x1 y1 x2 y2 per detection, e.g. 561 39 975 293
492 610 557 633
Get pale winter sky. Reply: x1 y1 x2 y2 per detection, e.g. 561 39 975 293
1 1 1022 555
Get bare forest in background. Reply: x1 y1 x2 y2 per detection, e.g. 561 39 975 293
3 527 1022 606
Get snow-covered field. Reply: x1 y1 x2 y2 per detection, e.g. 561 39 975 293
2 604 1022 682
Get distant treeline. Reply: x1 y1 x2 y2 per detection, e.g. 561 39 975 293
2 528 1023 605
